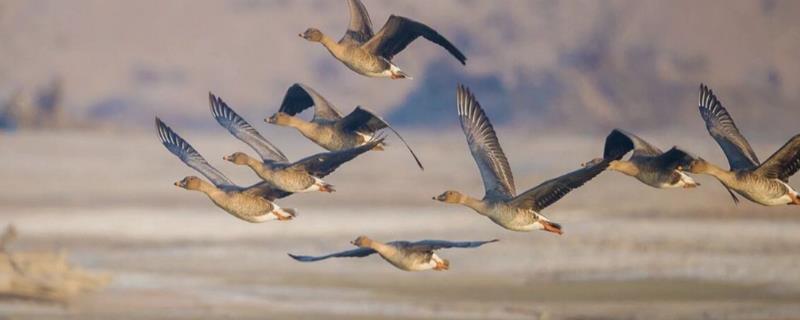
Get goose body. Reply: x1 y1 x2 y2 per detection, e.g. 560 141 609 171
155 118 295 222
585 129 698 189
434 86 630 234
267 83 423 169
210 93 382 193
288 236 497 272
299 0 465 79
199 184 294 223
690 84 800 206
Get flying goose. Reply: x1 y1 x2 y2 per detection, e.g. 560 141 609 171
210 93 382 193
155 117 296 222
288 236 497 271
299 0 466 79
433 86 629 234
688 84 800 206
267 83 423 169
583 129 699 189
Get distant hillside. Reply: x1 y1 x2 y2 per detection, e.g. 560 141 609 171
1 0 798 136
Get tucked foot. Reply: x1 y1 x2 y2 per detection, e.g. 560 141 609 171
318 183 335 193
541 220 563 235
390 71 412 80
434 259 450 271
274 208 296 221
791 194 800 206
683 182 700 189
371 143 385 151
275 213 293 221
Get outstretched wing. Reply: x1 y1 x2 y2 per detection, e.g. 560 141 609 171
510 162 608 212
287 248 377 262
290 136 383 178
155 117 234 188
754 134 800 182
209 93 288 163
456 85 516 199
278 83 343 122
337 106 387 133
698 84 759 170
242 182 293 201
337 106 424 170
404 239 499 252
362 15 466 65
339 0 374 45
610 129 662 158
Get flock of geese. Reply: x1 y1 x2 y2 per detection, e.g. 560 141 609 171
155 0 800 272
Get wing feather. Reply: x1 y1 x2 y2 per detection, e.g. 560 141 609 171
278 84 343 122
362 15 466 64
754 134 800 182
337 106 424 170
290 136 384 178
155 117 234 188
241 182 293 201
209 93 288 163
698 84 759 170
339 0 374 45
288 248 377 262
610 129 663 158
456 85 515 199
404 239 499 252
510 162 608 212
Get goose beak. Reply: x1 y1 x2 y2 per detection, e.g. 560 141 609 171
298 33 303 38
173 181 181 187
223 155 231 161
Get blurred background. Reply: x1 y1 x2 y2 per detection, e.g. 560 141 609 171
2 0 800 319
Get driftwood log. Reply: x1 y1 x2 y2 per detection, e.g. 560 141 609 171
0 225 110 303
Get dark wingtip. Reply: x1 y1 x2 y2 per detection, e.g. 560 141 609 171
603 129 634 161
287 253 303 261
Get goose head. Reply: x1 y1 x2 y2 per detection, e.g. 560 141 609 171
581 157 605 168
350 235 373 248
433 190 464 203
174 176 203 191
266 112 292 126
299 28 324 42
223 152 251 165
686 158 710 174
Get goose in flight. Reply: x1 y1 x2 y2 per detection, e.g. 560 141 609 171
288 236 497 271
210 93 382 193
155 117 296 222
299 0 466 79
688 84 800 206
267 83 423 169
583 129 698 189
434 86 629 234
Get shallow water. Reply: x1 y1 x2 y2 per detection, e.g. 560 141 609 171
2 131 800 319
